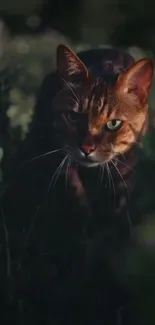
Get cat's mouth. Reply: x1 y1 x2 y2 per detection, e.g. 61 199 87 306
77 157 100 168
69 148 110 168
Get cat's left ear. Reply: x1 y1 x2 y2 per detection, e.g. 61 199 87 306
116 58 154 104
56 44 89 83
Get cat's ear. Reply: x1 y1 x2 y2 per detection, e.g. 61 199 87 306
56 44 89 83
116 58 154 104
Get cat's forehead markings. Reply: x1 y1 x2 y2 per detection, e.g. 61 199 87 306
98 97 105 113
82 78 108 114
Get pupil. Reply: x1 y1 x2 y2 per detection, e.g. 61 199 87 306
112 120 116 126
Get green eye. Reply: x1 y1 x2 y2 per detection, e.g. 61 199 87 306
66 111 78 124
106 119 122 131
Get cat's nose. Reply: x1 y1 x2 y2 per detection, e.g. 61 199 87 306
80 144 96 156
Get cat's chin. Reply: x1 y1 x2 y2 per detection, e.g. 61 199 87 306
78 159 101 168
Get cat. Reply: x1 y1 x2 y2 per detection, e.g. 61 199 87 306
52 44 154 218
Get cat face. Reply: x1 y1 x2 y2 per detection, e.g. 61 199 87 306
53 45 154 168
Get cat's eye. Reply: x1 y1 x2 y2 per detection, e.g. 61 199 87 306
66 111 78 124
106 119 122 131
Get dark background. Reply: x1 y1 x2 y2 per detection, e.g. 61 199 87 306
0 1 155 325
0 0 155 49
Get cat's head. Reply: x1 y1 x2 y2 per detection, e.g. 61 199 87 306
53 45 154 167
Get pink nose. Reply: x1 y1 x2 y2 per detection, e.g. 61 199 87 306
80 144 96 155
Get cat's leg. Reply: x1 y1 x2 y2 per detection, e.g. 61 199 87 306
68 167 92 216
115 173 135 233
115 150 137 218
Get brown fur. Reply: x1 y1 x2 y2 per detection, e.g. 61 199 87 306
53 45 154 216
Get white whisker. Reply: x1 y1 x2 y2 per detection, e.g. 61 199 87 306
107 162 116 201
61 77 80 103
111 160 128 192
68 97 78 105
111 161 132 229
25 148 62 164
106 162 111 194
65 155 72 187
114 158 135 173
99 164 105 185
48 154 69 192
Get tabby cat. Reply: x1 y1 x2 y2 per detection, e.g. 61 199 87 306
52 45 154 217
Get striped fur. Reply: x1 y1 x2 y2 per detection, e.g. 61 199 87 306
53 45 154 216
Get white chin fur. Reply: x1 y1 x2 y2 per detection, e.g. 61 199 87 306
78 160 101 168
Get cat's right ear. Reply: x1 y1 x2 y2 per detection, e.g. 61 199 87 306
56 44 89 84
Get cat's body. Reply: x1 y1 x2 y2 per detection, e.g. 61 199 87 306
51 46 153 219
